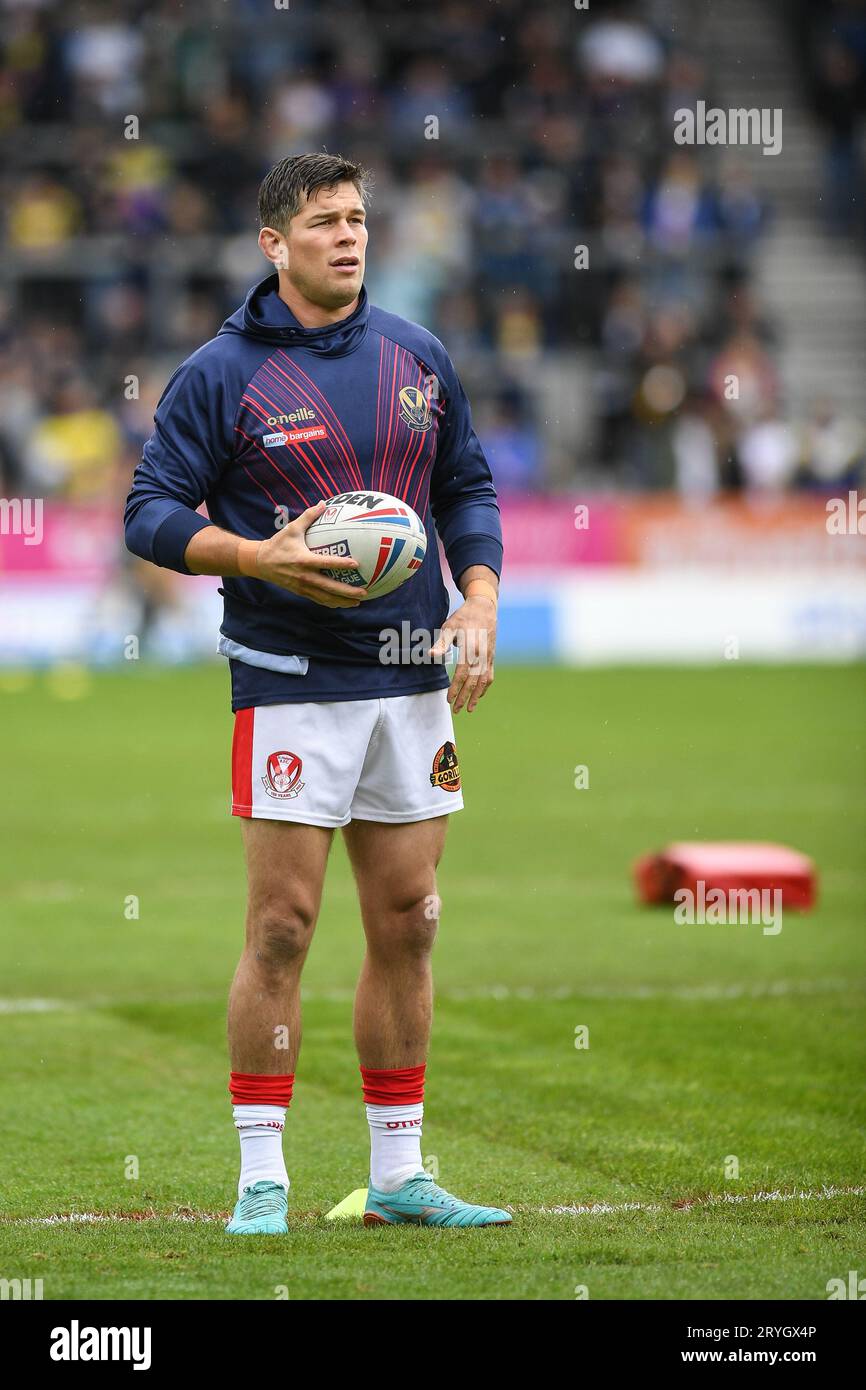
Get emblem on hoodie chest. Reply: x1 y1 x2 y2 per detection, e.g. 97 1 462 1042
398 385 433 431
261 406 327 447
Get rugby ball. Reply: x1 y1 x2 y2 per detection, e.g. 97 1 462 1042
305 491 427 600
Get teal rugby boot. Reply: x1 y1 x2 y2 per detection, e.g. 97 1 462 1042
225 1179 288 1235
364 1172 512 1228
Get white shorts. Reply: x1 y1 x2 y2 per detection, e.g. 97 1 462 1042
231 688 464 827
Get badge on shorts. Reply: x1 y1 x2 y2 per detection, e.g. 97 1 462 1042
263 750 305 799
430 741 461 792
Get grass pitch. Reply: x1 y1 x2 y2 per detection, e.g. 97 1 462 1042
0 662 863 1300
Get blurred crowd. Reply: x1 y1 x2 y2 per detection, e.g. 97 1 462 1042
0 0 863 506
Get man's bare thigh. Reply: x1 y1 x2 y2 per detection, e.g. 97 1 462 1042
341 816 448 908
241 817 334 924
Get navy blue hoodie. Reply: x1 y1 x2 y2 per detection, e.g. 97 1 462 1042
124 273 502 709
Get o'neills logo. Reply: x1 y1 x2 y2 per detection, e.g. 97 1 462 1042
398 385 432 431
263 750 305 799
430 741 460 792
266 407 316 426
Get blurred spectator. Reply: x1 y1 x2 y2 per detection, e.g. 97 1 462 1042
29 378 121 501
268 76 337 155
493 287 544 360
791 0 866 234
812 37 866 234
65 18 144 117
389 56 472 138
8 175 81 247
672 392 721 500
707 331 779 427
797 397 865 490
579 10 665 84
738 410 800 493
101 143 172 234
476 388 541 493
642 154 719 260
715 158 766 256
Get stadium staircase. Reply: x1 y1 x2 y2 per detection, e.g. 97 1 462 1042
693 0 866 417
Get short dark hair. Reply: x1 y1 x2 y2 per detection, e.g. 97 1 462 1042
258 153 372 232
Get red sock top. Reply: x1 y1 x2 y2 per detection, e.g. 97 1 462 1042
360 1063 426 1106
229 1072 295 1108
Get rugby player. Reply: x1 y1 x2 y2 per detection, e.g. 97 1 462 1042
124 153 509 1232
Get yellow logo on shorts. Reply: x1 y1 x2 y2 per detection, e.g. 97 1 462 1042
430 741 460 792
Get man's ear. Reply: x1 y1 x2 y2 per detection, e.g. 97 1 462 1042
258 226 288 270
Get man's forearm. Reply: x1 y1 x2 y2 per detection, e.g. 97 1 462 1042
184 524 262 578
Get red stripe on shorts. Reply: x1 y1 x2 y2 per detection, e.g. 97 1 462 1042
232 707 255 815
360 1063 426 1106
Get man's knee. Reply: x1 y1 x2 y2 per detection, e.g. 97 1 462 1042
366 890 440 959
247 900 317 973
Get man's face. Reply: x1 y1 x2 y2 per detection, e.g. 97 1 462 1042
280 181 367 309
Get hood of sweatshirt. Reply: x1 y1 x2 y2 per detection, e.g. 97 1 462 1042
218 272 370 356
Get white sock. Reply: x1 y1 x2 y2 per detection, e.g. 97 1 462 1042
366 1102 424 1192
233 1104 289 1198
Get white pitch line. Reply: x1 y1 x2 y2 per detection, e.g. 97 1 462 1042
7 1185 864 1227
537 1184 866 1216
10 1211 228 1227
0 979 862 1015
0 998 74 1014
442 979 862 1003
